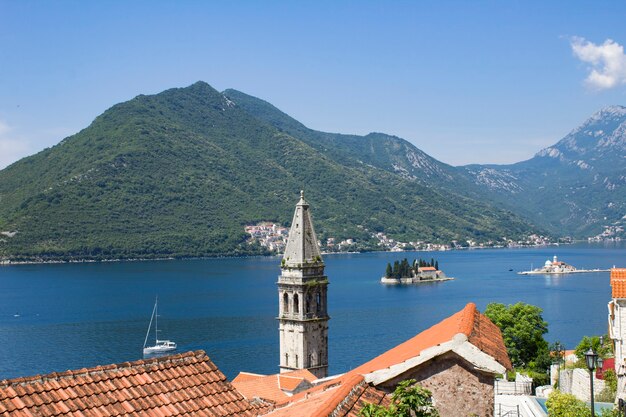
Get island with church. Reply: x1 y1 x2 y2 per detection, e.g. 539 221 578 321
380 257 454 284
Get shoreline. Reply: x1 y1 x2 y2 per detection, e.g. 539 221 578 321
517 269 611 275
380 276 455 285
0 240 613 267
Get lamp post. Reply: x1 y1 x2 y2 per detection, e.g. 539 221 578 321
585 348 599 417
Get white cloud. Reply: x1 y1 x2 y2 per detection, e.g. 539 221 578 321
570 36 626 90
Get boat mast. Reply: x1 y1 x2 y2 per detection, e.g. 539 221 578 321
143 297 157 349
155 296 159 344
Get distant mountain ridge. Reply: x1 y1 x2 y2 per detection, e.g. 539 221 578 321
223 89 478 195
225 89 625 238
0 82 537 261
462 105 626 237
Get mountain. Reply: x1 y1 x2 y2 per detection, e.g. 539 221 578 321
223 89 626 239
462 106 626 237
222 89 473 192
0 82 538 261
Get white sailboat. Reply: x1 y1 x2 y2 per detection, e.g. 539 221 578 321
143 297 177 355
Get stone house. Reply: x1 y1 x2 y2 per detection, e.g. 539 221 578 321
417 266 438 280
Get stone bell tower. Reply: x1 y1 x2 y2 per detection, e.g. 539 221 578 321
278 191 329 379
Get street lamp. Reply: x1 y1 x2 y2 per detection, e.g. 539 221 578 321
585 348 600 417
554 342 563 366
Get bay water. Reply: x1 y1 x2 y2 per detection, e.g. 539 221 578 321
0 242 623 380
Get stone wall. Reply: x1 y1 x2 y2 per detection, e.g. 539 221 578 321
559 368 606 402
378 352 496 417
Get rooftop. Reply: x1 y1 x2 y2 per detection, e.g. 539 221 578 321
260 374 390 417
0 350 268 417
349 302 511 377
232 369 317 405
611 268 626 298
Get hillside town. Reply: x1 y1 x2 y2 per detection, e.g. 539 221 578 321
246 222 556 254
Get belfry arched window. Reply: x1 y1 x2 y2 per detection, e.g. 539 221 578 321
316 292 321 313
294 293 299 314
306 293 312 314
283 292 289 314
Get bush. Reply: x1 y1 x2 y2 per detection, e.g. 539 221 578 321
596 369 617 403
545 390 591 417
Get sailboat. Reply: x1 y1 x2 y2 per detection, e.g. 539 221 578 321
143 297 177 355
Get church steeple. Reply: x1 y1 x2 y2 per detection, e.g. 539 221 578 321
282 190 323 268
278 191 329 378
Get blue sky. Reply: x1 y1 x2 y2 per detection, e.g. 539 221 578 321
1 1 626 168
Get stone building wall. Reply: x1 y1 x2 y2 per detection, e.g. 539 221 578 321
379 352 496 417
559 368 606 402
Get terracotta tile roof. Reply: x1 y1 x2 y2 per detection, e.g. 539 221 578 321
261 374 390 417
349 302 512 376
418 267 436 271
467 305 512 370
0 350 267 417
233 369 317 405
611 268 626 298
232 372 266 384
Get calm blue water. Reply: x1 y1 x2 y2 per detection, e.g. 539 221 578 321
0 242 623 380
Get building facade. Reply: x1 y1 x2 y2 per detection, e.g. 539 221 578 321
277 191 329 379
608 268 626 401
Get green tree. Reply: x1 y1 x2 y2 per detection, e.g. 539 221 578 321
393 261 400 278
574 335 611 361
545 390 591 417
484 302 548 369
359 379 439 417
385 263 393 278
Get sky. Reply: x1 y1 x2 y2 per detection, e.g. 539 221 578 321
1 1 626 169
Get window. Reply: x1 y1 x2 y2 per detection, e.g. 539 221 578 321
295 355 299 368
285 353 289 366
316 292 321 313
283 292 289 314
306 293 312 314
294 293 299 314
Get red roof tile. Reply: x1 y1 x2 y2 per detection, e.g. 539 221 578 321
261 374 390 417
349 303 511 376
611 268 626 298
232 369 317 405
0 351 267 417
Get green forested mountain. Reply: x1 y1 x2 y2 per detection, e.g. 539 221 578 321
227 88 626 239
223 89 472 192
0 82 537 261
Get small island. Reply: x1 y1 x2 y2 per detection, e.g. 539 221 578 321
381 257 454 285
518 255 610 275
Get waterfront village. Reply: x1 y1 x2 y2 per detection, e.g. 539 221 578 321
1 193 625 417
245 222 555 254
